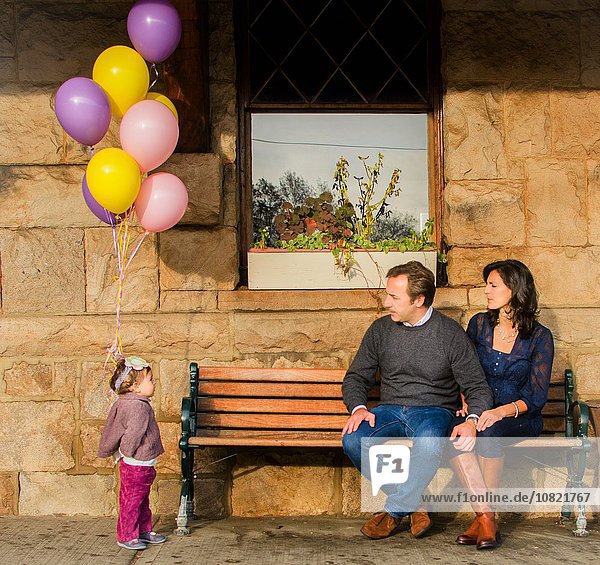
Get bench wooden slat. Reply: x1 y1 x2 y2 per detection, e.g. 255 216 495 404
547 386 566 400
188 431 584 450
199 367 346 382
196 398 357 414
196 413 349 430
199 382 379 398
542 418 565 432
542 402 565 416
189 430 343 447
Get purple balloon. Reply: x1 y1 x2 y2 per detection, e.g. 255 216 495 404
55 78 111 146
82 174 123 225
127 0 182 64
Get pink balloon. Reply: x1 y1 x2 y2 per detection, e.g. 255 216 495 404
135 172 188 232
120 100 178 172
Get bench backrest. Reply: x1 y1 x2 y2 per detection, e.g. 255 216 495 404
191 364 569 436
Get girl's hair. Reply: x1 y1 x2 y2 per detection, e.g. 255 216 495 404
109 359 148 394
483 259 539 339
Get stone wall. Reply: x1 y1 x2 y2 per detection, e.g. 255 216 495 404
0 0 599 518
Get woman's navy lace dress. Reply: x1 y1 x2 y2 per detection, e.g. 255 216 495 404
467 312 554 457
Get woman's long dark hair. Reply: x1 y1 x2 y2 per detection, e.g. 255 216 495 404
483 259 539 339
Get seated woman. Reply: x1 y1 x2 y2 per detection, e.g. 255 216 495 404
450 259 554 550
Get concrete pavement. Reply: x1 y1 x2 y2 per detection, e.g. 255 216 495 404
0 514 598 564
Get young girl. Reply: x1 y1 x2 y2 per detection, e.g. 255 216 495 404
98 356 166 551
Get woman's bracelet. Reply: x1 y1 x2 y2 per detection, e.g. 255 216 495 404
511 401 520 418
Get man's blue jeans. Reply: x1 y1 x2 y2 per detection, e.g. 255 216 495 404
342 405 454 517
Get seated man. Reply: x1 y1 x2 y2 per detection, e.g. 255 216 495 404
342 261 492 540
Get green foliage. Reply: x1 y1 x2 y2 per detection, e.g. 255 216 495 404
252 154 442 277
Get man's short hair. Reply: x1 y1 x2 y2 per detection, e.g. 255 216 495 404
386 261 436 307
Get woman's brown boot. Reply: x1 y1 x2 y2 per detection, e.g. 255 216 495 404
455 513 480 545
476 512 500 549
449 453 491 545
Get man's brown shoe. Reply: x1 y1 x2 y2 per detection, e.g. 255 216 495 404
360 512 404 539
410 511 432 538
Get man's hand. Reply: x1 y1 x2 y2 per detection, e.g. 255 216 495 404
456 394 468 417
342 408 375 436
449 419 477 452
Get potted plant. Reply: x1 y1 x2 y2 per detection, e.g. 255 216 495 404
248 154 440 290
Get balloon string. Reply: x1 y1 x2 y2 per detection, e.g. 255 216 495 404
149 63 159 90
87 146 96 158
104 210 145 370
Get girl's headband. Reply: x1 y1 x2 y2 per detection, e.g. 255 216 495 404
114 356 150 391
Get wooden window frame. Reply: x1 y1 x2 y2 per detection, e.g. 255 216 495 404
235 0 444 285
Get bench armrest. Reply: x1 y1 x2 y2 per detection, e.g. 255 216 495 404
567 400 590 439
179 397 193 450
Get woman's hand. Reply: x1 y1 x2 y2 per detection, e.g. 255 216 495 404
476 407 506 432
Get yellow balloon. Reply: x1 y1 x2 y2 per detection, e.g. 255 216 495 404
86 148 141 214
146 92 179 121
92 46 149 118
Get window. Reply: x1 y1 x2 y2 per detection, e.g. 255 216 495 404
236 0 442 279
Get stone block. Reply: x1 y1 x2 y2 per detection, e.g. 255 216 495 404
231 452 336 516
432 287 468 309
159 227 239 290
581 10 600 87
209 2 235 82
446 247 508 287
588 161 600 245
525 159 587 246
195 478 227 518
551 90 600 157
80 422 112 469
0 474 16 515
80 362 116 420
218 289 385 312
222 162 237 227
0 313 231 357
539 308 600 348
160 291 218 312
19 472 116 516
0 57 16 81
341 465 362 516
0 84 70 165
0 4 15 56
85 227 159 313
505 87 551 157
574 353 600 398
54 360 78 397
0 165 95 228
156 422 181 474
0 401 74 471
16 3 129 82
514 0 598 10
444 88 521 181
468 287 487 309
3 361 52 396
155 479 181 516
517 247 600 306
551 351 571 385
444 182 525 246
234 311 375 354
158 359 189 418
444 12 579 82
210 81 236 164
0 228 85 313
157 153 222 226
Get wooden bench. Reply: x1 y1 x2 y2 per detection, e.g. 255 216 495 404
176 364 590 535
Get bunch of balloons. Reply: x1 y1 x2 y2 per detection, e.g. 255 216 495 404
54 0 188 234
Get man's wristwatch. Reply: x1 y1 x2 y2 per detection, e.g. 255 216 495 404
465 414 480 427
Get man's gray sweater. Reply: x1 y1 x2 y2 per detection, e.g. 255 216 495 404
342 309 492 416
